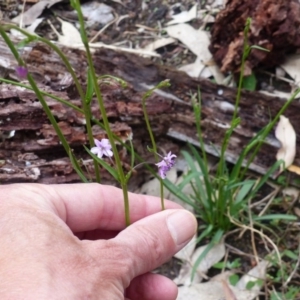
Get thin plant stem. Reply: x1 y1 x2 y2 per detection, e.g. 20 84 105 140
194 88 207 164
73 0 130 225
160 182 164 210
28 75 88 182
2 24 101 183
216 18 251 179
233 17 251 121
0 27 88 182
240 87 300 179
141 91 165 210
0 78 84 113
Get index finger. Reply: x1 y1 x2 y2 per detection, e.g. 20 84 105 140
46 183 182 232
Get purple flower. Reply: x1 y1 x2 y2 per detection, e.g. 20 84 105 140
91 138 113 158
155 151 176 179
15 66 28 79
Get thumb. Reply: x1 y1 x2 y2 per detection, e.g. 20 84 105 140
113 209 197 281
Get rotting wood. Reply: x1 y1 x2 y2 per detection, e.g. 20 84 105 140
209 0 300 74
0 37 299 184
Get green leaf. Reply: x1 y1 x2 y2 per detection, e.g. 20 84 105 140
213 262 226 269
282 250 298 260
181 149 211 211
195 224 213 244
177 171 204 190
163 178 197 209
253 214 297 221
247 160 283 201
242 73 257 91
246 279 263 290
69 0 76 9
246 281 256 290
229 274 240 286
187 145 214 207
250 45 270 52
235 180 256 203
191 229 223 281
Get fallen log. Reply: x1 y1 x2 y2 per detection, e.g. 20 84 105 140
0 37 299 184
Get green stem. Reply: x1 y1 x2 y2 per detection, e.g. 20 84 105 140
2 24 101 182
141 90 165 210
194 88 207 164
121 182 130 226
160 179 165 210
233 17 251 121
0 27 88 182
0 78 84 113
27 74 88 181
74 0 130 224
240 87 300 179
141 93 158 160
216 18 251 179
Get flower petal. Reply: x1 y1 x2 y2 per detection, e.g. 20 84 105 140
15 66 28 79
155 160 167 168
104 149 113 157
158 167 167 179
94 139 102 148
101 139 111 148
91 147 100 155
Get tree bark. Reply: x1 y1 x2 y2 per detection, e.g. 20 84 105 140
0 37 299 184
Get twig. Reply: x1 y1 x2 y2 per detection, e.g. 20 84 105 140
283 241 300 287
248 196 259 264
89 13 119 43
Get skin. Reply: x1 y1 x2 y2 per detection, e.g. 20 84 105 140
0 183 197 300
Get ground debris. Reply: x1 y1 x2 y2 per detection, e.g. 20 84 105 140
209 0 300 75
1 36 300 184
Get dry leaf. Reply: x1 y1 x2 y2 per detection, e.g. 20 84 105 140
12 0 62 26
211 0 226 7
173 261 203 286
222 280 238 300
287 164 300 175
166 24 211 61
111 0 124 5
173 241 225 286
174 235 197 261
259 89 292 99
144 37 176 51
177 260 267 300
136 167 177 198
191 242 225 274
179 58 210 79
48 18 82 46
10 18 44 38
177 281 257 300
236 260 269 294
282 187 300 201
294 207 300 217
167 4 197 25
58 18 81 45
166 23 224 83
275 115 296 172
81 2 114 27
281 54 300 83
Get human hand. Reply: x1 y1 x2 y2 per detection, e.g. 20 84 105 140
0 183 196 300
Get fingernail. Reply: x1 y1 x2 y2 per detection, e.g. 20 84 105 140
167 210 197 247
